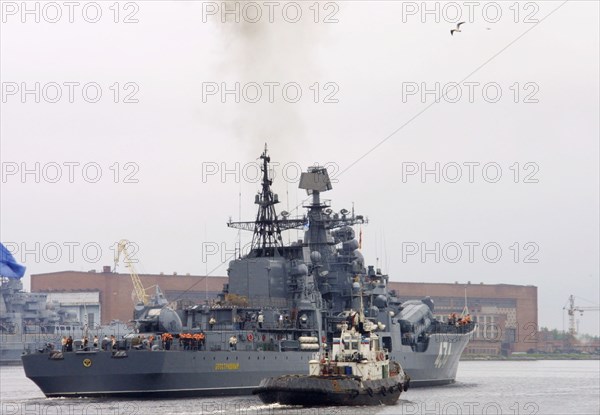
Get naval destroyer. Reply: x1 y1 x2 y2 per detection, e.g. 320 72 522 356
22 147 475 397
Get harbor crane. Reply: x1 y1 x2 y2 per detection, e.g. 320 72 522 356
563 295 600 335
113 239 149 305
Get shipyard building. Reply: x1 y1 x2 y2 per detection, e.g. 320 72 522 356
31 269 537 354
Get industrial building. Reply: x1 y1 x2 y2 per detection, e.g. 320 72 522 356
31 269 537 354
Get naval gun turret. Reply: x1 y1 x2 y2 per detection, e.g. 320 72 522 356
133 286 182 333
398 299 435 343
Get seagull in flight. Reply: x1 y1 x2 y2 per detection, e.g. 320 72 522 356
451 22 465 36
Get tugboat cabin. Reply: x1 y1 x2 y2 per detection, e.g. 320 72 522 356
309 328 392 380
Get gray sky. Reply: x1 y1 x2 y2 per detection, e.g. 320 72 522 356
1 1 599 336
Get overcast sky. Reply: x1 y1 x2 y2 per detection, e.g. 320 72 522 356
1 1 598 336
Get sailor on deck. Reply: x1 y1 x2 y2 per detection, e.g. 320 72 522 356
257 313 264 329
198 332 205 350
229 335 238 351
101 335 109 351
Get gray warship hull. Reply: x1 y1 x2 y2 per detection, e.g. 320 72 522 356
22 332 470 397
21 147 476 398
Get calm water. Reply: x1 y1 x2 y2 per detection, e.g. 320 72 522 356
1 361 599 414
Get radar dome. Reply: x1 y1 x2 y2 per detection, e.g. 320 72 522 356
310 251 322 264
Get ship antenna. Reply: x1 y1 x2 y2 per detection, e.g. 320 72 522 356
375 229 379 269
357 285 368 331
238 185 242 258
205 223 208 301
295 186 299 242
286 181 290 246
359 289 365 319
383 228 388 274
83 303 89 338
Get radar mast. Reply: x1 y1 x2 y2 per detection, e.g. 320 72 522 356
227 144 306 257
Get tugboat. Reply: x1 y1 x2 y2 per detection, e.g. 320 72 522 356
253 307 410 406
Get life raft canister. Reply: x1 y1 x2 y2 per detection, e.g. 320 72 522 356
247 333 254 342
377 351 384 361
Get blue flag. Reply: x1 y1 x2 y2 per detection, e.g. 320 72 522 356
0 243 26 279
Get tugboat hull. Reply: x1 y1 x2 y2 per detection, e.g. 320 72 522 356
253 374 406 407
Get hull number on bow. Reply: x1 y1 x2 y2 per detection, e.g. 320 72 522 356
434 341 452 368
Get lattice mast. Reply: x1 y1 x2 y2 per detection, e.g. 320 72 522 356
252 145 283 254
227 145 305 256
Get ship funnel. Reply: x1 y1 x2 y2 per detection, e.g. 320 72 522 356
299 167 332 194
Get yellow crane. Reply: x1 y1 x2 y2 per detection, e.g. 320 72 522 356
563 295 600 335
114 239 149 305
